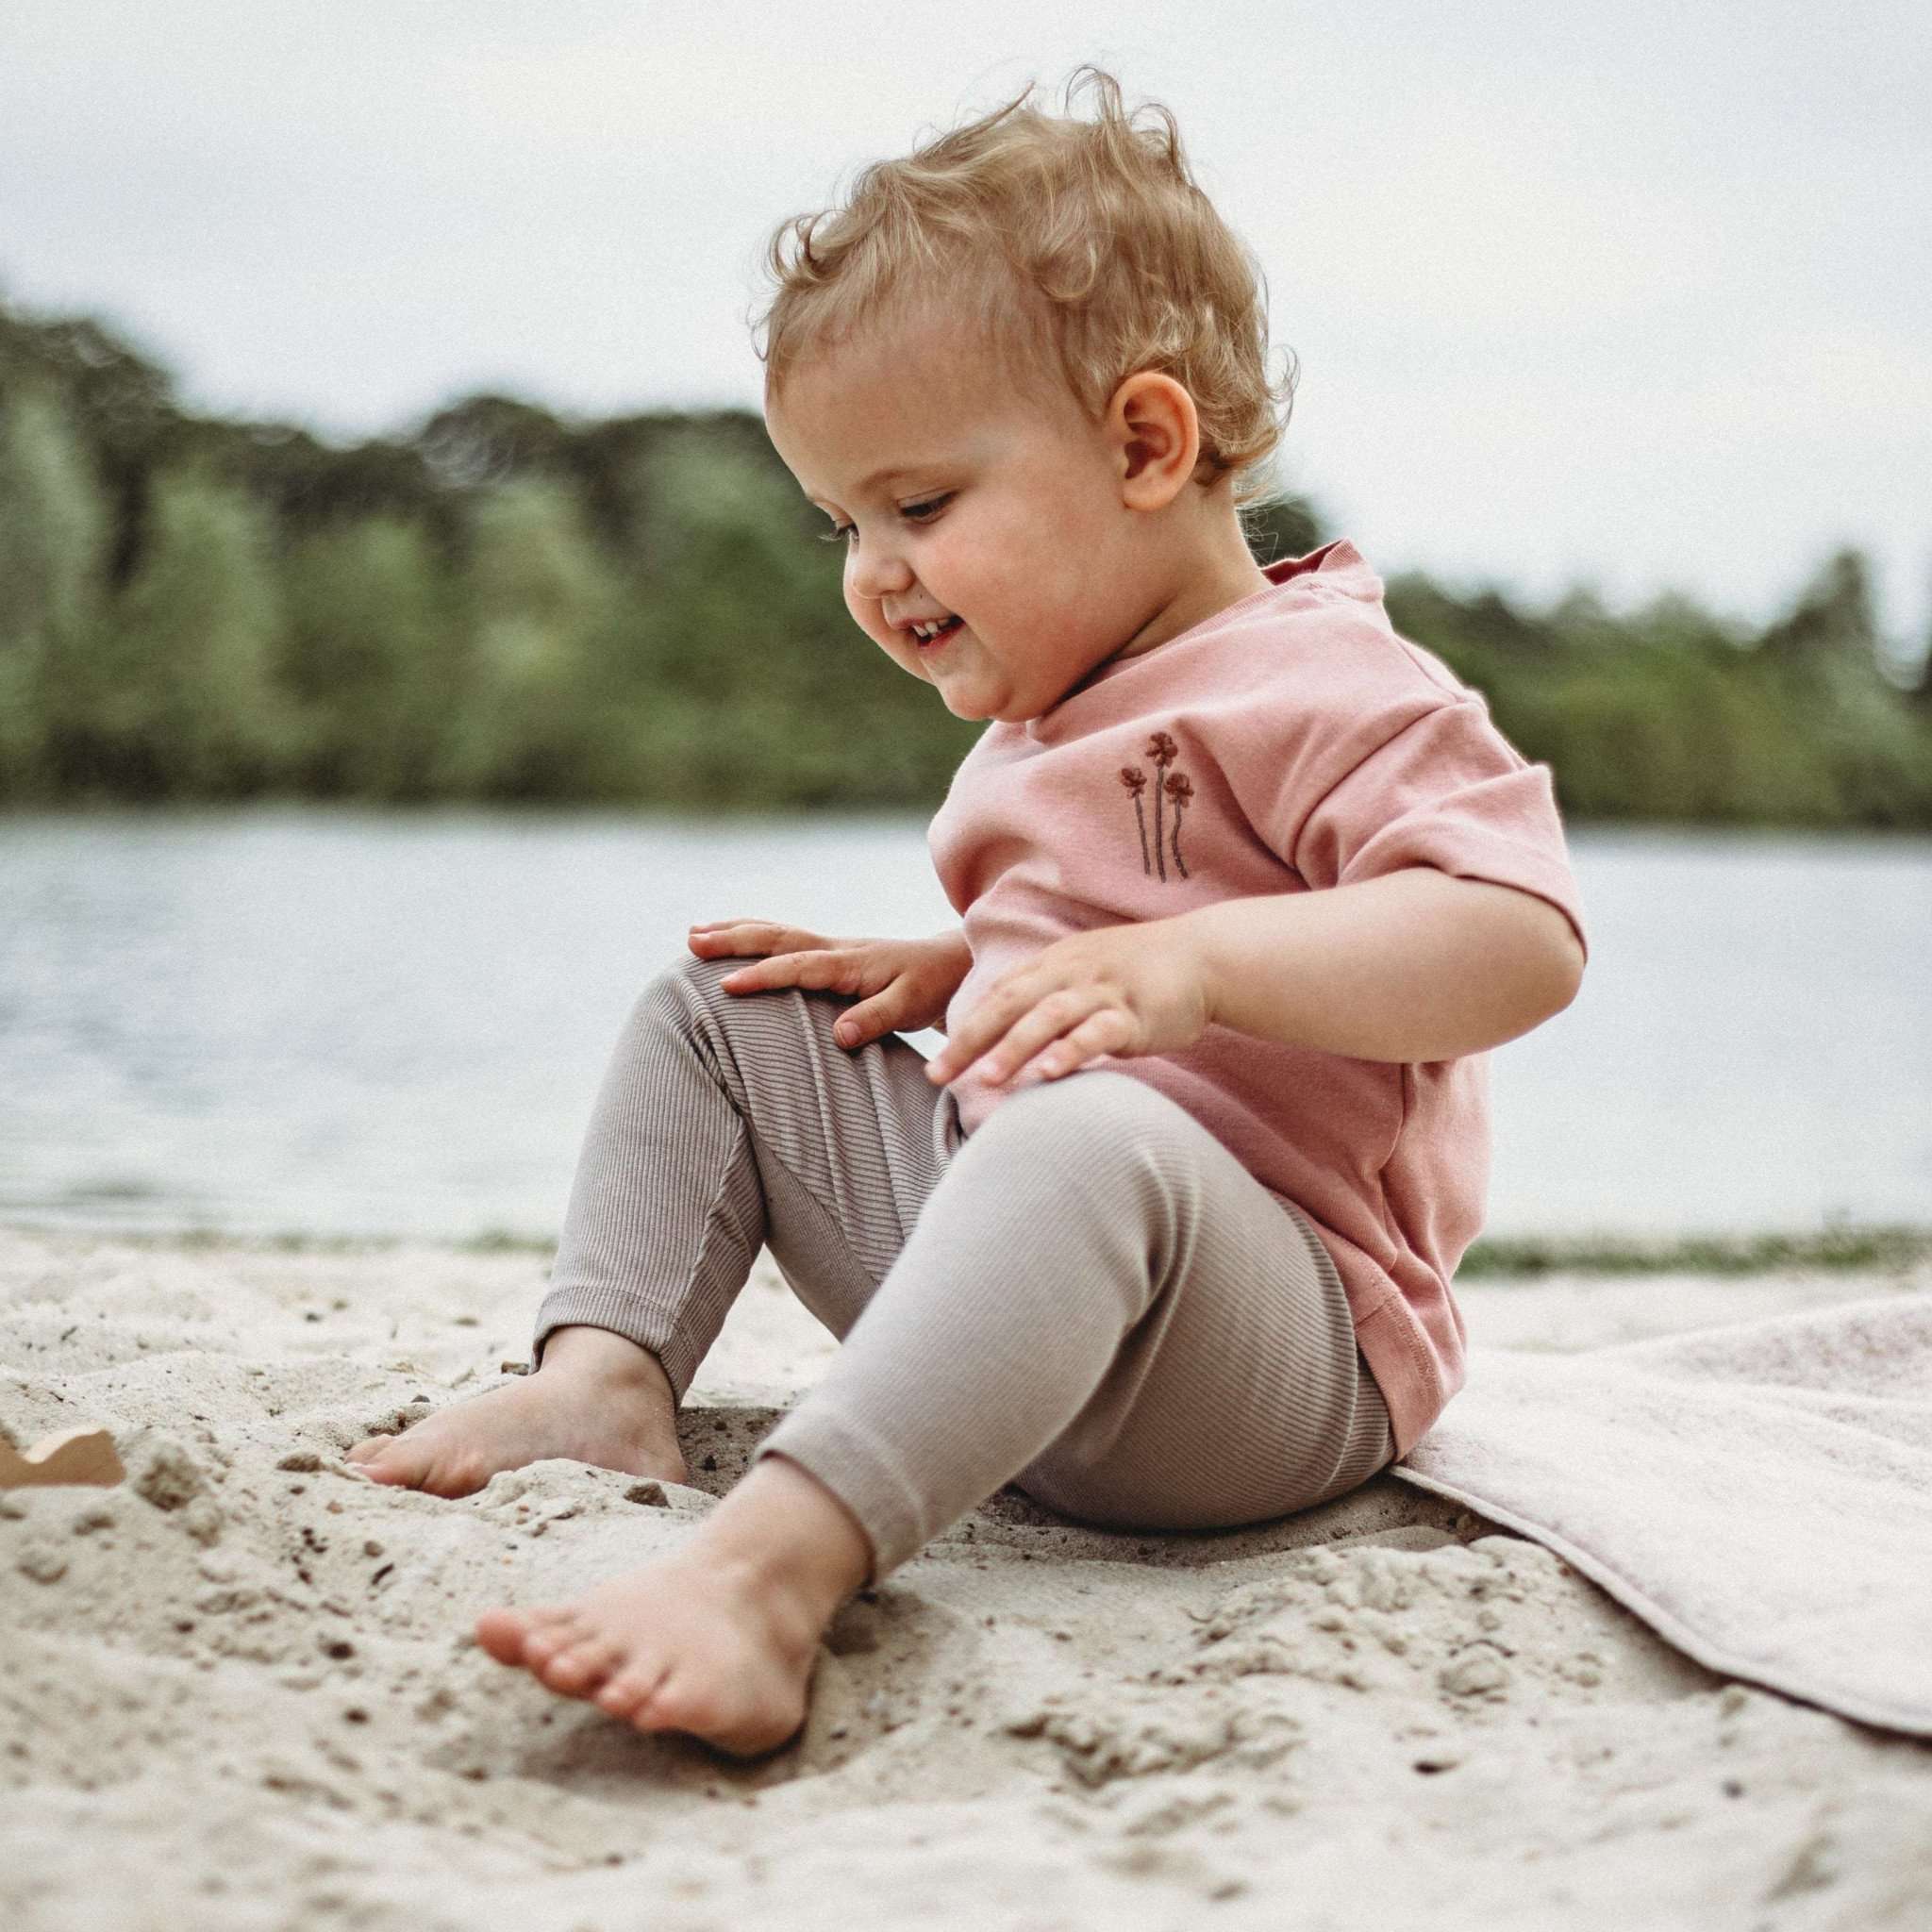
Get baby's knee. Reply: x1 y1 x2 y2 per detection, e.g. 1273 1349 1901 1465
958 1066 1197 1197
630 950 742 1023
630 951 843 1061
610 954 739 1053
651 951 738 1002
965 1070 1191 1176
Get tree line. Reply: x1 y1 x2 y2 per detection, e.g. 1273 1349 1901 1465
3 292 1927 824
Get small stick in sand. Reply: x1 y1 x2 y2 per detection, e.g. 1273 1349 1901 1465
0 1425 126 1491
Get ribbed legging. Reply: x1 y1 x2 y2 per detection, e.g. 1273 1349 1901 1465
533 955 1394 1582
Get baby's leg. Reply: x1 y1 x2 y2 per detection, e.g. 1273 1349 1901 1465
754 1067 1393 1577
481 1065 1389 1758
449 955 961 1753
347 953 953 1496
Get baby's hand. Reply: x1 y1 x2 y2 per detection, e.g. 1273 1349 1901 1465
923 919 1210 1091
688 921 972 1048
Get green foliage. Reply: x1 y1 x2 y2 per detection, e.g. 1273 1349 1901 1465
439 481 618 800
279 516 462 798
2 289 1928 821
0 388 108 796
1462 1224 1932 1278
104 469 291 795
1389 561 1932 830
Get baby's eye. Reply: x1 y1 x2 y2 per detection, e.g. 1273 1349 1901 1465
899 493 953 523
817 522 857 545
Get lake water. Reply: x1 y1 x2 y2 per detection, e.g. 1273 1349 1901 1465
1 810 1926 1243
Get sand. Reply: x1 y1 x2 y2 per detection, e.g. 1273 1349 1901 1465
3 1224 1929 1932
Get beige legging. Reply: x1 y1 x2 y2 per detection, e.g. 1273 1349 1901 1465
534 955 1394 1583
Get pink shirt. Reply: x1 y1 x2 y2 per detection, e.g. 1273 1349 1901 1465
926 541 1589 1458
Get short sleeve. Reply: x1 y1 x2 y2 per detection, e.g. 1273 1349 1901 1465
1290 700 1589 958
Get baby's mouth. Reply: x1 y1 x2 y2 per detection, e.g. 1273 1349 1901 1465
910 615 964 648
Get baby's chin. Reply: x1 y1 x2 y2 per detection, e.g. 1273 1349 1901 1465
915 638 1065 724
929 667 1045 725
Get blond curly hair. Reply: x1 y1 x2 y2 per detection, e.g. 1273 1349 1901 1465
754 68 1295 502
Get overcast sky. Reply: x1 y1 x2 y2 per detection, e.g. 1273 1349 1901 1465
4 2 1928 655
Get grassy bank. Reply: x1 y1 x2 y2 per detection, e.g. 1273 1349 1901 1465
10 1221 1931 1278
1459 1224 1932 1278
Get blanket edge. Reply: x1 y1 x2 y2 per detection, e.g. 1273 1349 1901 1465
1383 1464 1932 1740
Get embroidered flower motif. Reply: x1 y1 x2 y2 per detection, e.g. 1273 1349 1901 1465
1121 731 1191 883
1163 770 1193 879
1119 767 1152 874
1146 731 1180 882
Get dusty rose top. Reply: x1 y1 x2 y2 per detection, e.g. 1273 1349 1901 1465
926 541 1589 1458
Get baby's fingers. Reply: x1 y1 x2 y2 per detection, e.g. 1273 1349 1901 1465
829 992 909 1049
717 948 867 997
688 920 832 959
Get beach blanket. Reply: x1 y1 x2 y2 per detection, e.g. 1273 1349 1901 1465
1388 1291 1932 1737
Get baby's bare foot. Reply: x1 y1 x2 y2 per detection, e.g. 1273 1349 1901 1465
345 1326 687 1497
475 1549 818 1756
474 1455 873 1757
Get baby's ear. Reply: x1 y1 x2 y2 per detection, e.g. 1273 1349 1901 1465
1108 372 1202 510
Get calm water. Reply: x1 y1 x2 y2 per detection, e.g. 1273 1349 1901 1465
1 810 1926 1241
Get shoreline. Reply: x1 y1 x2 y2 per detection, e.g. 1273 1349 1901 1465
6 1216 1929 1277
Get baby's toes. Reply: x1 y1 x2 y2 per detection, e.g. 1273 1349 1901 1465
537 1631 627 1696
513 1607 600 1672
375 1434 493 1499
344 1434 424 1485
595 1657 671 1724
474 1603 571 1666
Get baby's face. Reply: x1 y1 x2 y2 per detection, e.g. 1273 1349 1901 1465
765 310 1165 723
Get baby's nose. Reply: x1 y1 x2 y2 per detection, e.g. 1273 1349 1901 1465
848 545 914 601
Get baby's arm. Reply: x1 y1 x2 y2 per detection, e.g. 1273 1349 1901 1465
923 868 1582 1091
1183 867 1584 1062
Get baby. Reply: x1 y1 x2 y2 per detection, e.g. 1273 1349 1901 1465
347 70 1587 1757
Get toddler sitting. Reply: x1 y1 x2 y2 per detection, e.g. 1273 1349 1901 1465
347 69 1587 1757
